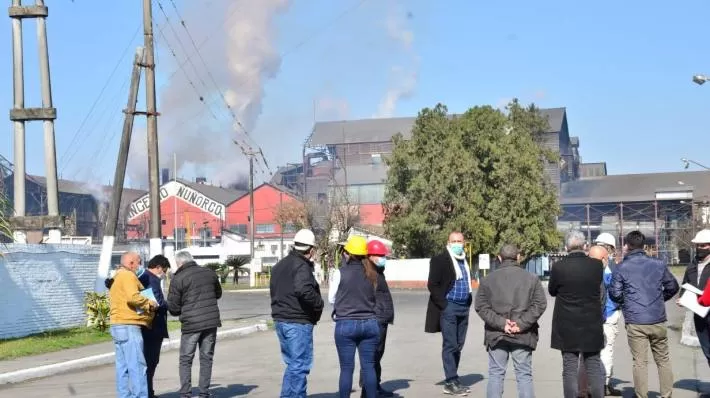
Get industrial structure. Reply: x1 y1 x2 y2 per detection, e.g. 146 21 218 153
270 108 709 264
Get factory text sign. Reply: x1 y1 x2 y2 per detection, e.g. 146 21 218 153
127 181 225 220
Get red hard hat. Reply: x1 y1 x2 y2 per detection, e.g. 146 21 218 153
366 240 388 256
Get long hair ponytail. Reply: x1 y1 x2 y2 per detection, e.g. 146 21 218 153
356 255 378 288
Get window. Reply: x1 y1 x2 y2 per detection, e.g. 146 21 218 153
175 228 187 241
229 224 247 234
199 227 212 240
256 224 276 234
283 223 297 233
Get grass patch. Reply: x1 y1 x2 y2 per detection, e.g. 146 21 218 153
0 327 111 360
0 321 184 360
669 265 687 279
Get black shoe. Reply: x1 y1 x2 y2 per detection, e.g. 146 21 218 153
442 381 468 396
453 379 471 393
377 386 395 397
605 384 622 396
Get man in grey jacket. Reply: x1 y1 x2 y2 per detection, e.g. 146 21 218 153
475 244 547 398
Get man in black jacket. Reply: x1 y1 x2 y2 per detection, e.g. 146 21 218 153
270 229 324 398
679 229 710 368
475 243 547 398
549 230 605 398
168 251 222 398
425 231 473 396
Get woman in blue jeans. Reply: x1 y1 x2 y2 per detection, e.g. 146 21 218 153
333 236 380 398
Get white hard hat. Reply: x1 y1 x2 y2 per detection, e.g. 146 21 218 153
692 229 710 244
594 232 616 248
293 229 316 249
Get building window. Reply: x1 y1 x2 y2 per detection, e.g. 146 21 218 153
229 224 247 234
283 223 297 233
256 224 276 234
199 227 212 240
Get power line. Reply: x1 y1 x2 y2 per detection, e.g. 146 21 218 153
60 24 141 169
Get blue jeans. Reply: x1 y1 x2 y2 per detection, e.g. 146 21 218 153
440 300 470 381
487 342 534 398
111 325 148 398
275 322 314 398
334 318 380 398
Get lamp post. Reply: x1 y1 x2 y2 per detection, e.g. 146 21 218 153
692 74 709 85
681 157 710 171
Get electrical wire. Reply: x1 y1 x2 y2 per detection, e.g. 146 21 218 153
60 24 141 170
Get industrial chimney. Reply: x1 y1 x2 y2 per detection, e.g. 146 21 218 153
161 168 170 185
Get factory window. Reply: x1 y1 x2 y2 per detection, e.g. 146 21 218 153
256 224 276 234
283 223 297 234
229 224 247 234
199 227 212 240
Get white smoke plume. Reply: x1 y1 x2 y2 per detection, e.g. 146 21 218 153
374 3 418 118
126 0 291 188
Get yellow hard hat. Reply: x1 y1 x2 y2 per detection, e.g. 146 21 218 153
343 236 368 256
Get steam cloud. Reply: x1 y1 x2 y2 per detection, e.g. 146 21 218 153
127 0 291 188
374 4 418 118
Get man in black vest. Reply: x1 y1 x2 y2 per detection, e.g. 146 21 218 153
679 229 710 369
425 231 473 396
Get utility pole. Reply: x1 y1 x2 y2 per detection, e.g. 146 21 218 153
143 0 162 257
279 192 284 260
249 154 255 261
8 0 63 243
96 47 144 292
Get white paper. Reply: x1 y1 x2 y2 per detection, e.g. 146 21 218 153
478 254 490 270
682 283 704 296
679 290 710 318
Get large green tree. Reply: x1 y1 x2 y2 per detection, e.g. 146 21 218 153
383 100 561 258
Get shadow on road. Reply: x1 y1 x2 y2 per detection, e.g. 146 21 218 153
434 373 484 387
674 378 710 394
159 383 258 397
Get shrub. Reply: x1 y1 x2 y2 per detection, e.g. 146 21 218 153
85 292 111 332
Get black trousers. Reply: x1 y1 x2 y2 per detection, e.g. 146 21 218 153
360 322 389 388
141 330 164 398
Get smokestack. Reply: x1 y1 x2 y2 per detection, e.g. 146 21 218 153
196 177 207 184
161 168 170 185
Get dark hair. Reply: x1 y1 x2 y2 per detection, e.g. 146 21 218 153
148 254 170 270
499 244 519 261
353 254 378 288
104 278 114 290
625 230 645 250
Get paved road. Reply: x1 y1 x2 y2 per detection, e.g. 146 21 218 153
3 290 708 397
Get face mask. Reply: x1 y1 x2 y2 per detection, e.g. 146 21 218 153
135 265 145 277
375 257 386 268
449 243 464 256
696 248 710 262
159 272 167 280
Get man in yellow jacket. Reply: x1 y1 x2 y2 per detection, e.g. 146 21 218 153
109 251 157 397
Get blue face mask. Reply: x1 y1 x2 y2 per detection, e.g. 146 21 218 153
449 243 464 256
135 265 145 277
375 257 386 268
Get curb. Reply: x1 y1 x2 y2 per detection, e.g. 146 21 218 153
0 322 270 386
225 288 269 293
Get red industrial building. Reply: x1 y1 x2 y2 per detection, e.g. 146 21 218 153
125 178 300 248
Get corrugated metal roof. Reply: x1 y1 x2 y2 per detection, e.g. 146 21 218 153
330 164 388 186
310 108 566 145
561 170 710 204
177 179 247 205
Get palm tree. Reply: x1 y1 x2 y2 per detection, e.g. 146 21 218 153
225 255 250 285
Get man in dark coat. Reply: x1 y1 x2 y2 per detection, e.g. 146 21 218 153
475 243 547 398
610 231 678 398
425 231 473 396
549 230 605 398
138 255 171 398
168 251 222 398
679 228 710 368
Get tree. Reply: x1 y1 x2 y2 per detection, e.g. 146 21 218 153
225 255 250 284
273 200 311 231
383 100 561 258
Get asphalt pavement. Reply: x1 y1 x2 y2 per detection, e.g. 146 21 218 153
2 290 709 397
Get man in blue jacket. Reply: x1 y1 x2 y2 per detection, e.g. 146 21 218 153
139 255 171 398
609 231 679 398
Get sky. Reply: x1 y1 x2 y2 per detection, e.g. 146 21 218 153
0 0 709 191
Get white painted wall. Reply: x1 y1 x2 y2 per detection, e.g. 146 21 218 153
0 244 101 339
383 258 430 282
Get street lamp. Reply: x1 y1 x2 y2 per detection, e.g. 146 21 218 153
692 74 709 85
681 157 710 170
